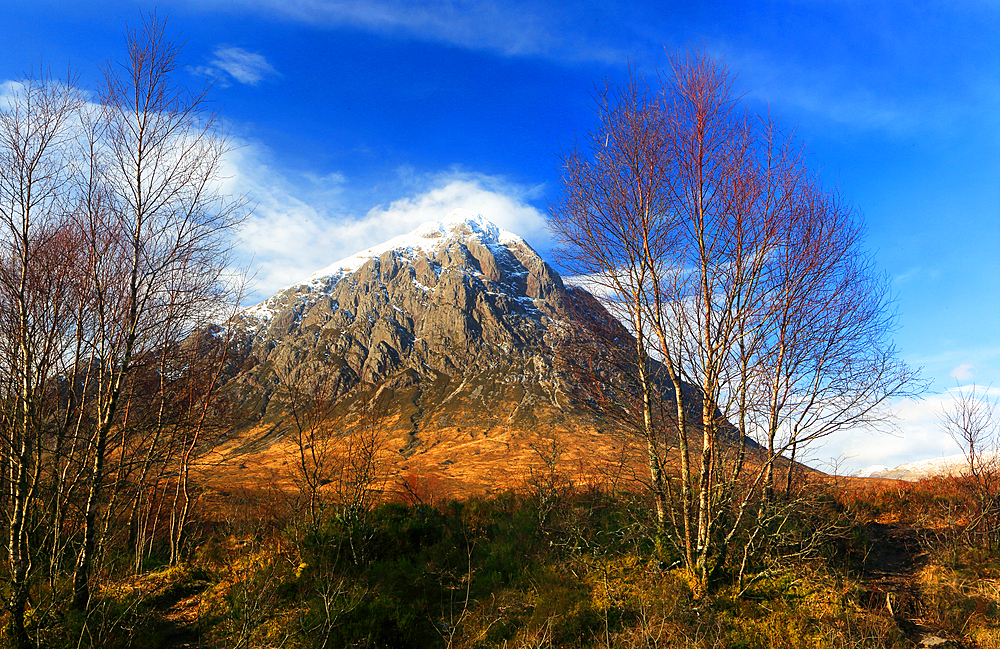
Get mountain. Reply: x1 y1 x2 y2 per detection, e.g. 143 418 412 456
209 210 618 495
203 209 761 496
856 451 994 481
240 208 567 392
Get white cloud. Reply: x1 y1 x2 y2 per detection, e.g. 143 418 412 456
811 385 1000 475
363 172 549 247
0 80 24 110
223 142 549 302
951 363 976 382
192 47 277 86
905 346 1000 394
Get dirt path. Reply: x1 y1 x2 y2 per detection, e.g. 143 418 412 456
150 580 207 648
860 522 964 648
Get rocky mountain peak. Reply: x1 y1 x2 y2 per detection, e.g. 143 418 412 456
303 208 529 283
244 209 563 328
234 210 574 427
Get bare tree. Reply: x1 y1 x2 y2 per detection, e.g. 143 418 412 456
551 51 920 595
552 71 680 537
68 13 246 607
331 392 390 568
0 69 85 649
280 372 341 535
939 385 999 549
0 16 247 633
166 322 245 566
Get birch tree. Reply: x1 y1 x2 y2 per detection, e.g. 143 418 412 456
551 52 920 595
0 71 85 648
70 13 246 608
0 16 247 635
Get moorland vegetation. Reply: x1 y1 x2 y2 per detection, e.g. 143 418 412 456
21 457 1000 648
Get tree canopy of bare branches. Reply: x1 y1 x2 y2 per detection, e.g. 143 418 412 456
551 53 922 595
939 385 999 550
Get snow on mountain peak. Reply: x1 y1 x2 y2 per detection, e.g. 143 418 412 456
854 450 1000 481
305 210 524 282
436 207 497 234
854 465 891 478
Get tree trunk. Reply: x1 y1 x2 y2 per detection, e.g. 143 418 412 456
73 417 110 610
8 437 35 649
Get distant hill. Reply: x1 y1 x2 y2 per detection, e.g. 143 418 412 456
855 451 997 481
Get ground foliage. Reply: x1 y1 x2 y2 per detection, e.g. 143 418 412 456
6 471 1000 649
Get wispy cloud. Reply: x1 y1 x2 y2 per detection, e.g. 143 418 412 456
951 363 976 382
191 46 278 87
892 266 942 285
706 45 922 134
201 0 626 63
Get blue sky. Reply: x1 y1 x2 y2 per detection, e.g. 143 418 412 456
3 0 997 471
